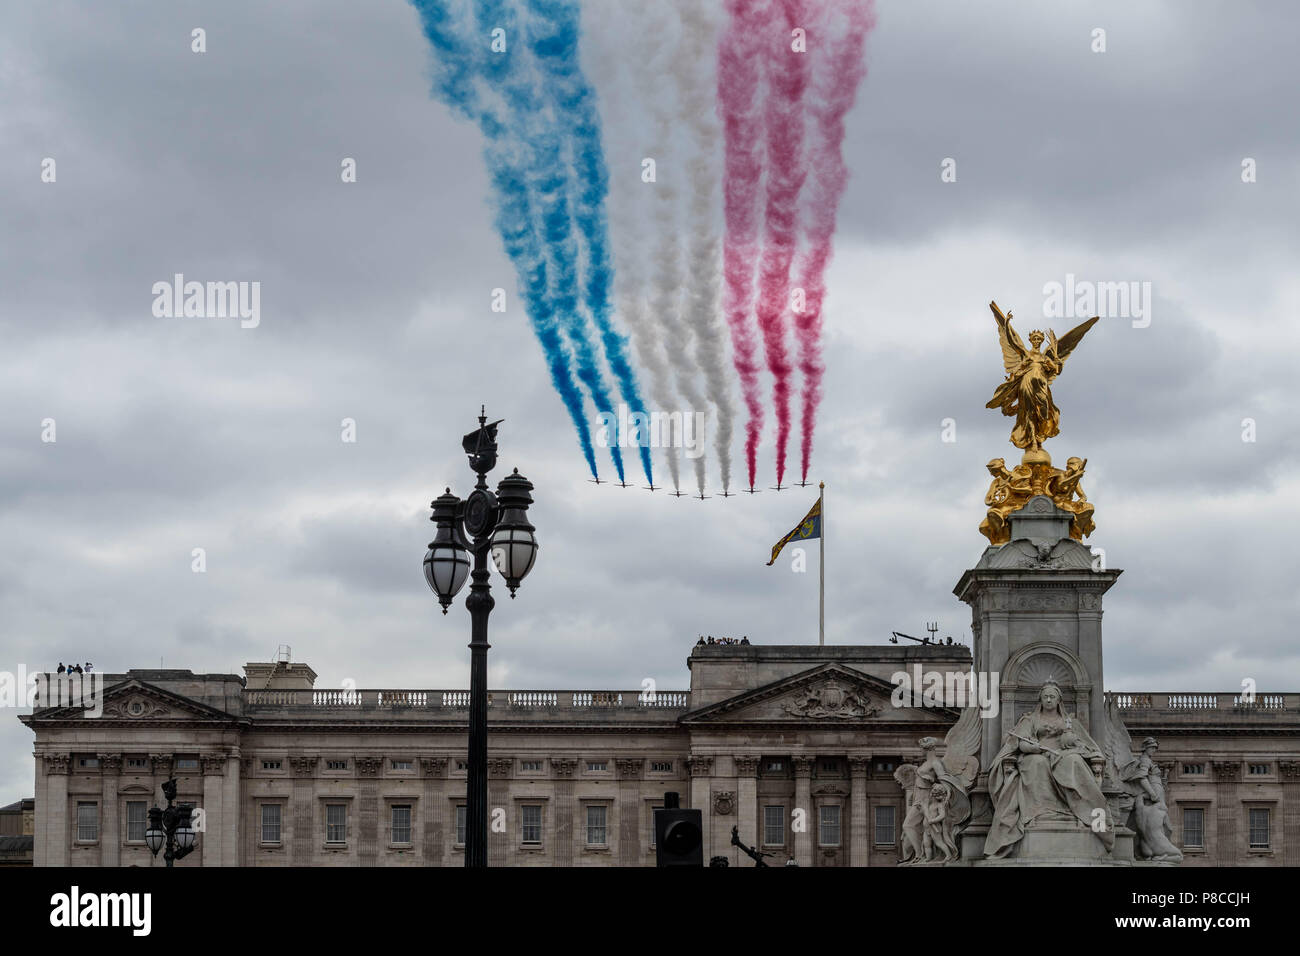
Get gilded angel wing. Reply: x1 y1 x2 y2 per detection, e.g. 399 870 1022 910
1049 315 1099 365
990 300 1028 375
941 706 982 789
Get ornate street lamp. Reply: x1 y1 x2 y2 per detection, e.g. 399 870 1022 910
146 777 197 867
424 408 538 867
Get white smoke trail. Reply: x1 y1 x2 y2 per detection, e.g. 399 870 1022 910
638 0 710 496
673 0 735 493
583 0 681 491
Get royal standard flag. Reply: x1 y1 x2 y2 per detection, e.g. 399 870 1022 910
767 497 822 566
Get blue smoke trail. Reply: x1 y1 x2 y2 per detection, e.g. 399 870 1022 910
527 0 654 485
479 0 628 482
410 0 599 478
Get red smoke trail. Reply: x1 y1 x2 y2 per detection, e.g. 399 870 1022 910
795 0 876 484
718 0 768 490
754 0 810 487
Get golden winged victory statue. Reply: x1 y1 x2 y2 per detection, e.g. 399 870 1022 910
979 301 1099 545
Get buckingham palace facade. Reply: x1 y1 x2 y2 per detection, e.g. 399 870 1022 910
19 642 1300 867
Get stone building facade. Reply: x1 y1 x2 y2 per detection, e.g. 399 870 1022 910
19 644 1300 866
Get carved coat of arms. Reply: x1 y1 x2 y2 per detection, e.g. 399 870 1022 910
783 678 879 719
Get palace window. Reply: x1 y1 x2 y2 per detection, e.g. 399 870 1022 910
326 804 346 844
76 802 98 842
261 804 282 844
1248 763 1270 776
77 756 99 769
765 760 784 773
819 806 841 847
175 757 199 770
1248 808 1270 849
520 760 543 772
650 761 673 773
326 760 348 771
586 761 608 773
521 805 542 844
391 760 413 771
455 760 469 772
763 805 785 846
391 805 412 845
262 760 282 770
455 805 466 846
126 757 148 770
820 759 839 773
1182 763 1205 775
1182 808 1204 848
873 759 897 774
586 805 608 846
126 802 147 843
874 805 896 846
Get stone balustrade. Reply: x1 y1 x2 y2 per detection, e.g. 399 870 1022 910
244 688 689 712
1105 691 1296 713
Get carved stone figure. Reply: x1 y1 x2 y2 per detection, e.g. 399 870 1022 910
893 709 980 864
1103 703 1183 863
985 680 1114 859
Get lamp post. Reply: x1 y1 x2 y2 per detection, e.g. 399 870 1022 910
423 408 538 867
145 778 197 867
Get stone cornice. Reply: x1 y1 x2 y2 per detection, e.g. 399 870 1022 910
97 753 123 773
487 758 513 778
355 756 382 777
289 756 317 777
686 756 713 777
616 758 643 779
551 758 578 777
421 757 448 778
199 753 226 775
44 753 70 774
733 755 760 776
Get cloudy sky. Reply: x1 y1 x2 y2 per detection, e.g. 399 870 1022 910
2 0 1298 804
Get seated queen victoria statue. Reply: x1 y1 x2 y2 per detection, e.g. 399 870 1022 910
985 680 1114 859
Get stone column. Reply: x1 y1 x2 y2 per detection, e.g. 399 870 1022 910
793 755 814 868
99 754 122 867
1212 760 1240 865
356 755 382 866
222 750 240 867
487 758 512 867
848 755 871 867
421 758 447 866
616 759 644 865
687 756 713 858
552 758 577 866
200 753 228 867
1280 761 1300 867
43 753 71 866
289 756 316 866
734 756 760 855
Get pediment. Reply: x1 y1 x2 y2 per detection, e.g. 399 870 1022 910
681 663 958 725
30 678 239 725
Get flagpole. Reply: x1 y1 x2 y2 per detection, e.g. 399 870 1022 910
819 481 825 646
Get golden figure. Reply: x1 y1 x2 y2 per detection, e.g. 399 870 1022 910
1046 456 1095 540
986 301 1098 464
979 457 1033 545
978 303 1102 545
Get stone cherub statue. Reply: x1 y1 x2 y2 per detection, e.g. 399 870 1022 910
985 680 1114 859
1103 701 1183 863
894 708 981 864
